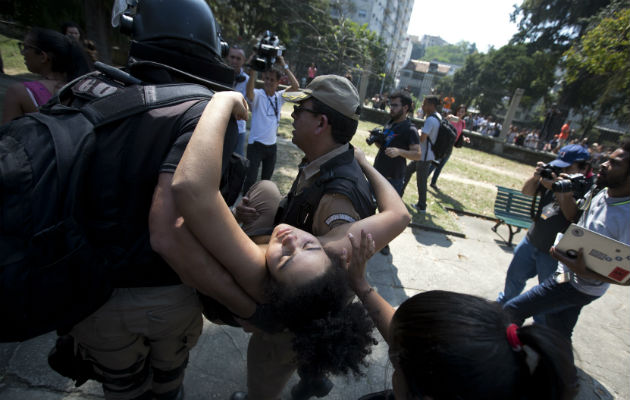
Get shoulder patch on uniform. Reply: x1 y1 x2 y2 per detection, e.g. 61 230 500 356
325 213 356 226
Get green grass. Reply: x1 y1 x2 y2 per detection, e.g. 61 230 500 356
273 102 534 233
0 34 28 75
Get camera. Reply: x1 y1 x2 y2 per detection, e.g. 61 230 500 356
250 30 285 72
552 173 591 193
539 163 562 180
366 128 387 146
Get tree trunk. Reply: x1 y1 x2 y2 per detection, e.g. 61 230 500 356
83 0 112 64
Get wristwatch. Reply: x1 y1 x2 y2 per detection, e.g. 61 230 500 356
283 64 289 70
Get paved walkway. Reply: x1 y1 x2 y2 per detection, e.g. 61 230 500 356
1 215 628 399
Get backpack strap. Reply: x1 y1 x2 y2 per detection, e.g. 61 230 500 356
426 113 440 148
27 113 95 203
81 83 214 127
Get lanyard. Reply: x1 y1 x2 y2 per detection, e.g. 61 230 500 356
267 94 278 118
610 199 630 206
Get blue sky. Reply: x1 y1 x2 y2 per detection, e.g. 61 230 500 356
407 0 521 52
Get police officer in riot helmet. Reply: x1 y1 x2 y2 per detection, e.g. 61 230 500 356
52 1 240 399
118 0 233 90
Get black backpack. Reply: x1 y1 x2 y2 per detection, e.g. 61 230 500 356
0 72 215 342
426 114 457 161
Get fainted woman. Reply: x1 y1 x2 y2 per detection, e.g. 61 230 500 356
347 231 578 400
2 27 90 123
166 91 411 379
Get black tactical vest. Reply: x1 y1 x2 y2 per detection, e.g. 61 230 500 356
274 145 375 232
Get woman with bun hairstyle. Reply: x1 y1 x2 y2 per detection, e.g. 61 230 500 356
2 27 90 123
348 231 577 400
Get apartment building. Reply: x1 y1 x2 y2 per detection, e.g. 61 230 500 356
345 0 415 77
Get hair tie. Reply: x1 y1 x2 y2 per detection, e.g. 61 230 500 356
506 323 522 351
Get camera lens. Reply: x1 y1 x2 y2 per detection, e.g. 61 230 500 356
552 180 573 192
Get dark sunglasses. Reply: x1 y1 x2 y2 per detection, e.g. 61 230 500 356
293 105 320 115
18 42 42 53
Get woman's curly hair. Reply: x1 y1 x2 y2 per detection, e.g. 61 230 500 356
263 254 377 378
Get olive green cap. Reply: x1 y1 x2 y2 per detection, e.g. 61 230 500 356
282 74 360 120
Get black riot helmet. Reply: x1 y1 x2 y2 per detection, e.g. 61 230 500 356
120 0 233 90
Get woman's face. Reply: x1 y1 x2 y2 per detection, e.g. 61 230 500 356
456 107 466 118
265 223 331 287
21 34 43 74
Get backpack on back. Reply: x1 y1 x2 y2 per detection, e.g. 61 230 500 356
0 72 215 342
426 114 457 161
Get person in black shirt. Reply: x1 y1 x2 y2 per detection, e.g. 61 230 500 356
373 91 420 254
373 91 421 194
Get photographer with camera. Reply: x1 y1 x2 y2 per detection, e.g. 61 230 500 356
370 91 421 255
242 38 299 194
497 144 592 311
504 141 630 347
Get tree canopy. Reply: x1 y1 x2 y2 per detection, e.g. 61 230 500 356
436 43 555 115
208 0 387 82
422 41 477 66
510 0 612 52
562 3 630 126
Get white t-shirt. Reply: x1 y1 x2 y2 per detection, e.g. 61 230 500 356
560 189 630 297
233 69 249 134
249 88 286 145
420 113 440 162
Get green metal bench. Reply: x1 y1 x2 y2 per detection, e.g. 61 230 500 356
492 186 539 246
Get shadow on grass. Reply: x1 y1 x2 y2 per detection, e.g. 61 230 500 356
429 185 466 212
408 202 461 235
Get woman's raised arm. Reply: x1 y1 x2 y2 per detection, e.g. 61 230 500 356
324 148 410 252
345 230 396 343
171 92 266 302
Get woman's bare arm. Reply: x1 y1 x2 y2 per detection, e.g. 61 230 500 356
2 83 36 123
150 173 257 317
346 230 395 343
172 92 266 302
323 148 410 253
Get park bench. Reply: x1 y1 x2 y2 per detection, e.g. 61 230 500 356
492 186 539 246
